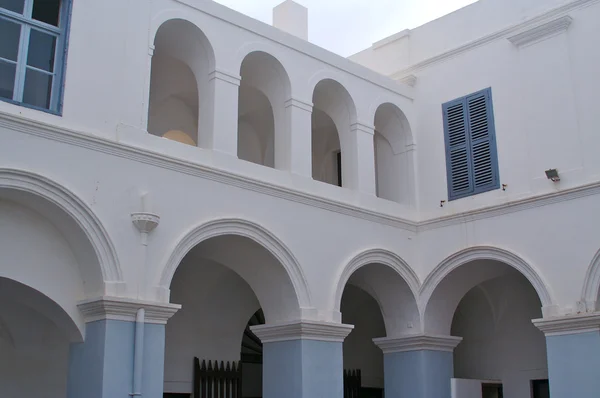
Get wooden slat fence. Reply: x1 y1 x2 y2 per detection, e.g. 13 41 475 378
344 369 361 398
193 358 242 398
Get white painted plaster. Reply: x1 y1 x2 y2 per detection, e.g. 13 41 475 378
0 0 599 394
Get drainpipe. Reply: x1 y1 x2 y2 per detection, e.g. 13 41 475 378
131 308 145 397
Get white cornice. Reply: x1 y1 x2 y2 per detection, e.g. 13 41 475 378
532 313 600 336
399 75 417 87
507 16 572 48
2 111 600 233
250 321 354 343
417 180 600 231
78 296 181 325
373 335 463 354
391 0 598 79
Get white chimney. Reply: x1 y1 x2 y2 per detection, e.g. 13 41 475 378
273 0 308 41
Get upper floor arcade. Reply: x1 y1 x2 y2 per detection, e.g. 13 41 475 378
0 0 419 218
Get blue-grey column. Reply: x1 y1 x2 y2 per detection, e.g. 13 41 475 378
374 335 462 398
67 298 179 398
252 321 354 398
534 314 600 398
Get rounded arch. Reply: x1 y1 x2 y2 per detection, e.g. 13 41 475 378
374 102 413 154
157 218 312 311
152 17 216 75
373 102 416 205
0 168 122 290
334 249 421 337
311 78 357 188
333 248 420 310
150 13 216 68
149 17 216 146
311 78 358 130
581 248 600 310
420 246 555 334
238 50 291 169
234 42 292 93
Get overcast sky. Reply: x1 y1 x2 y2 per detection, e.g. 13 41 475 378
213 0 477 56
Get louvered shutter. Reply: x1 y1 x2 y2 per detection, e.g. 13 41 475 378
443 98 473 199
467 89 498 193
443 88 499 200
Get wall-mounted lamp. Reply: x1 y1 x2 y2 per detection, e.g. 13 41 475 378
545 169 560 182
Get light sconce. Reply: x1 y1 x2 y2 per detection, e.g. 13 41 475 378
545 169 560 182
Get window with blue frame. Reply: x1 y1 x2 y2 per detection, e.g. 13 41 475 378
0 0 70 113
442 87 500 201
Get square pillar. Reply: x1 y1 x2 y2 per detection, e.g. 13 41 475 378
347 122 376 195
282 98 313 178
67 297 179 398
252 321 353 398
374 334 462 398
204 70 241 157
534 313 600 398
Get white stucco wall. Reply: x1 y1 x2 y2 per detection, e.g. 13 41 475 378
351 0 600 218
1 0 600 394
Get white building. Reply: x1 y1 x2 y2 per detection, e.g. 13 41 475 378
0 0 599 397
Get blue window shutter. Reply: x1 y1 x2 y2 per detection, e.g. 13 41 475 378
467 88 499 194
443 87 499 200
443 97 473 200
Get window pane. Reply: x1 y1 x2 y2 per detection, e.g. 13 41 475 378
32 0 61 27
0 0 25 14
23 68 53 109
0 60 16 100
0 18 21 61
27 29 56 72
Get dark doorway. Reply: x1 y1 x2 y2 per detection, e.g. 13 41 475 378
482 383 503 398
531 379 550 398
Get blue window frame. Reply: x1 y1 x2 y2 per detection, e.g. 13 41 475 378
0 0 71 114
442 87 500 201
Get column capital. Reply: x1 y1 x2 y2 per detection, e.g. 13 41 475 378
351 122 375 135
251 320 353 343
284 98 313 112
78 296 181 325
373 334 463 354
208 69 241 86
533 312 600 336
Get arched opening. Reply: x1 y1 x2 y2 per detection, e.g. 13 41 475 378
162 233 303 397
373 103 414 205
0 184 107 397
0 278 81 398
312 79 356 187
148 19 215 148
424 258 549 398
337 258 420 397
238 51 290 169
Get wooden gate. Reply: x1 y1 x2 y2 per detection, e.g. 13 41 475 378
344 369 362 398
193 358 242 398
